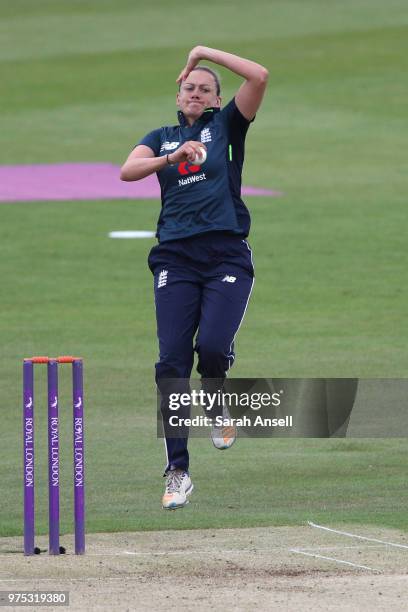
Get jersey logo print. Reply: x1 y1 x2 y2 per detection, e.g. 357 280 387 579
200 128 212 143
160 141 180 152
222 275 237 283
178 161 201 175
157 270 168 288
177 162 207 186
178 173 206 187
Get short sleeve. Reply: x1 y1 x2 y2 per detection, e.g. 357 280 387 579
135 128 162 156
220 97 255 131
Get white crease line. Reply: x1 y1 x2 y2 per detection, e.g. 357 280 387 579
0 544 385 559
290 548 380 572
0 548 270 559
294 544 380 551
122 548 264 557
0 577 152 584
308 521 408 550
120 545 378 556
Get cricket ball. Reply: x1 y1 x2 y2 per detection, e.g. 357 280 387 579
192 147 207 165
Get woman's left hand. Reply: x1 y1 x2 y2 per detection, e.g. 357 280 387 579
176 46 205 84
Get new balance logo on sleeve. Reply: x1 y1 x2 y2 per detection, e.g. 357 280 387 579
160 141 180 152
157 270 168 288
222 275 237 283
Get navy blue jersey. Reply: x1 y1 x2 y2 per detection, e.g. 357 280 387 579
137 97 254 243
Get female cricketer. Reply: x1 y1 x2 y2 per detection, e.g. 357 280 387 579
121 46 268 509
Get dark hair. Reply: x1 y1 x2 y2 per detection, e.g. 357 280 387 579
179 65 221 95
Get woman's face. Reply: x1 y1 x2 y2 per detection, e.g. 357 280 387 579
177 70 221 121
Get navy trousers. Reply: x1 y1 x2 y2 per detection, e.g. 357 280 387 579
148 232 254 474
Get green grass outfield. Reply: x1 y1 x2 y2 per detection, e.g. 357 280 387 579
1 1 407 539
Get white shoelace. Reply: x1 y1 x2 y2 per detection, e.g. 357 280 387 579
166 471 185 494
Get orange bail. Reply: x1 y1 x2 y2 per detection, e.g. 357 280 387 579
23 356 82 364
57 356 82 363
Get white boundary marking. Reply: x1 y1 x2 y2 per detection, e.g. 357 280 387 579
308 521 408 550
290 548 379 572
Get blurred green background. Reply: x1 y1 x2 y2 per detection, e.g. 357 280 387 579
1 1 407 541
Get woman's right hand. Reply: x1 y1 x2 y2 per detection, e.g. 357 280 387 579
176 46 204 84
167 141 207 164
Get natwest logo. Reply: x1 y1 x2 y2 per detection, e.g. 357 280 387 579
178 173 206 187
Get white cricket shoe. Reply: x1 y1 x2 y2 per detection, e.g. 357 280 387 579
162 469 194 510
211 405 237 450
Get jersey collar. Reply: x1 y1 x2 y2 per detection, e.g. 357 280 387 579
177 106 220 128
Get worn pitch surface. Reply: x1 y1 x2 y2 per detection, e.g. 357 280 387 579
1 526 407 611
